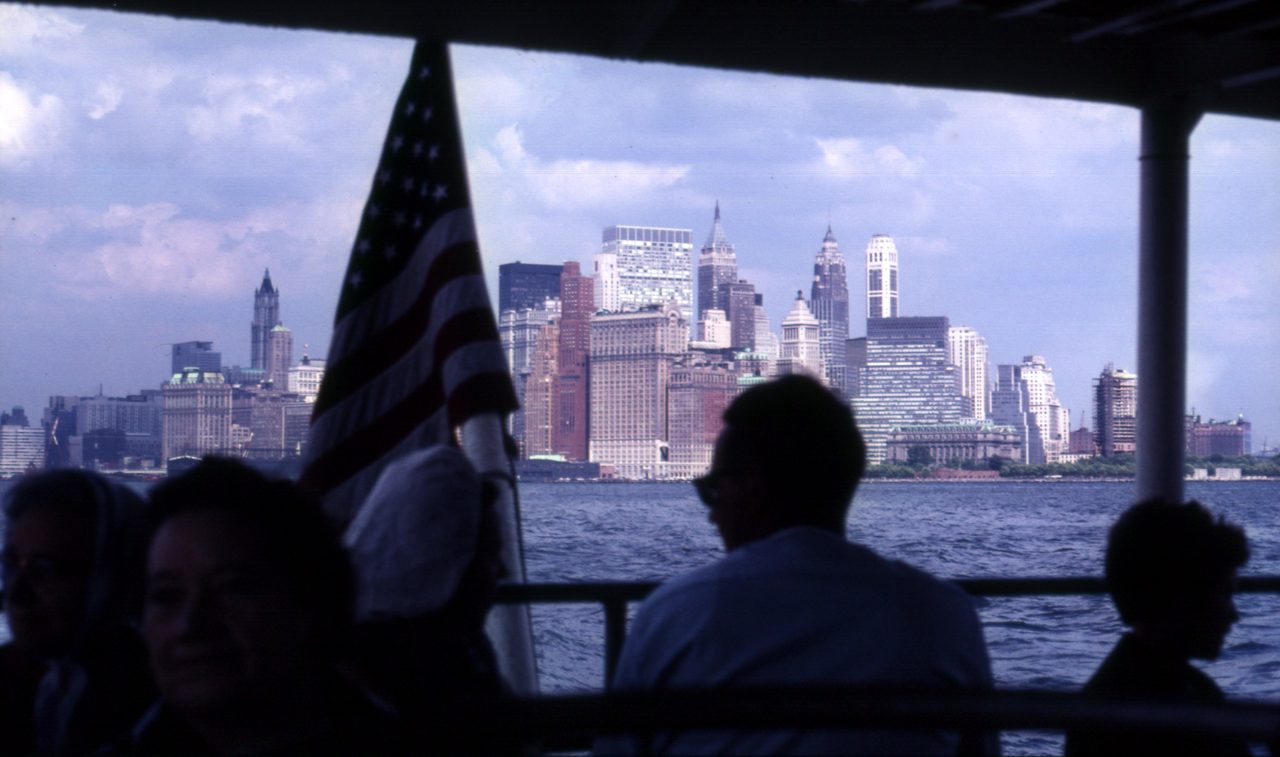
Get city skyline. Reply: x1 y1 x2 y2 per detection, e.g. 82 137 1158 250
2 5 1277 447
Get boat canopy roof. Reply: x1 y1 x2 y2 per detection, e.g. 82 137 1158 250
45 0 1280 122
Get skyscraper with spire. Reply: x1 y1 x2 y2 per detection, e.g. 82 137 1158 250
251 269 280 371
865 234 899 319
697 202 737 326
810 225 850 393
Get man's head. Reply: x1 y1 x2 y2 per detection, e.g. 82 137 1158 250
1106 499 1248 660
694 375 865 551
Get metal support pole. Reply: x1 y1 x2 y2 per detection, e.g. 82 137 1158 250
1136 98 1202 502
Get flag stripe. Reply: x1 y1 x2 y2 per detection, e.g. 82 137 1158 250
305 273 496 453
302 310 506 492
312 240 482 419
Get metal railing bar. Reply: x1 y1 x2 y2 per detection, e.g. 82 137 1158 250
441 687 1280 743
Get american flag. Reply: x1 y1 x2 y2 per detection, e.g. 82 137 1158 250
301 41 517 526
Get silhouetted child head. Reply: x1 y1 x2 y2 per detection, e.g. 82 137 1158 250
1105 499 1248 660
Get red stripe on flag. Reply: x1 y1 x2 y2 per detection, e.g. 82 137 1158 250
312 240 482 420
300 307 507 493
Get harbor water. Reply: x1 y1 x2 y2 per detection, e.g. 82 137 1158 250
520 479 1280 754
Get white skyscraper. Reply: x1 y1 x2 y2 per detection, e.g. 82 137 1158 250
991 355 1070 464
777 291 824 381
596 225 694 322
948 325 990 420
865 234 900 319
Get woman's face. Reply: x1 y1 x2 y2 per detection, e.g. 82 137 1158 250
143 509 318 717
2 505 95 657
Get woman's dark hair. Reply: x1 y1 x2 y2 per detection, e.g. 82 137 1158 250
4 468 149 628
146 457 355 651
1106 498 1249 626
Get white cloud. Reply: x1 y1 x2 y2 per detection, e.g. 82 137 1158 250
0 6 83 56
185 72 325 148
895 235 952 257
85 82 122 119
487 124 690 209
0 72 65 166
814 137 925 179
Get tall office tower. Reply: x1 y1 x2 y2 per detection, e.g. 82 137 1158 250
499 299 561 450
721 280 757 350
865 234 900 319
266 324 293 389
593 250 619 312
1094 364 1138 457
597 225 694 322
555 262 593 461
947 326 990 420
171 341 221 374
751 294 775 359
520 320 560 458
589 303 689 479
811 225 850 393
251 269 280 371
697 202 737 324
855 316 963 464
162 367 232 463
667 357 736 478
845 336 867 400
498 261 564 314
74 390 164 464
694 309 731 349
776 292 825 380
990 355 1070 464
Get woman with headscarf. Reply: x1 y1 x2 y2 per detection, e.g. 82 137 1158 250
0 469 153 754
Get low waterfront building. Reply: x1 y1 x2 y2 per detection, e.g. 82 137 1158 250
884 421 1021 466
1185 414 1251 457
231 385 309 460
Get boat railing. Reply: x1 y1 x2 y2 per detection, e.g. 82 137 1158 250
443 686 1280 749
495 576 1280 685
492 577 1280 749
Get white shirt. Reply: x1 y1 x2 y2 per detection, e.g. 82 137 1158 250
600 526 995 755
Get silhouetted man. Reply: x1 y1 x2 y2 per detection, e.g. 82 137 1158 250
1065 499 1249 756
600 375 994 755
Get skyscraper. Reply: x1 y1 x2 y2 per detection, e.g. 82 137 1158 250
251 269 280 371
990 355 1070 464
776 292 824 380
1094 364 1138 457
721 280 757 351
697 202 737 323
947 326 990 420
865 234 900 319
811 225 850 393
596 225 694 321
555 261 593 461
162 367 232 462
667 357 736 479
855 316 963 463
267 324 293 389
498 261 563 314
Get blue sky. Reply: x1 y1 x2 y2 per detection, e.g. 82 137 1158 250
2 5 1277 449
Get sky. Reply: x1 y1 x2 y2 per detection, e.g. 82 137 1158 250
2 5 1278 450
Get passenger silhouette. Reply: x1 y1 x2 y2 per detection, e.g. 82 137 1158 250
342 445 509 752
0 468 152 754
1064 498 1249 757
598 374 995 755
128 457 406 754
